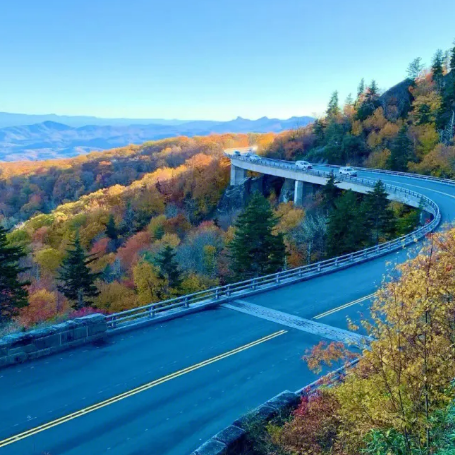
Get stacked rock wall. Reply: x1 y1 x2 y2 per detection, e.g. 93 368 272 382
0 314 107 368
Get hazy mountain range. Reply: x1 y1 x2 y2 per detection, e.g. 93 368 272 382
0 114 314 161
0 112 193 128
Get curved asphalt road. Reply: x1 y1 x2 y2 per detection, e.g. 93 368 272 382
1 165 455 455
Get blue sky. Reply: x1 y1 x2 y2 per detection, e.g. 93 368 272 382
1 0 454 120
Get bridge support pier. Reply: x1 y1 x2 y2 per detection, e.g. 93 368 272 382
280 178 295 203
294 181 304 206
230 165 247 186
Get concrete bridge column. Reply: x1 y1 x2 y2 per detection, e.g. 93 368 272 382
230 165 247 186
280 178 295 203
294 180 304 206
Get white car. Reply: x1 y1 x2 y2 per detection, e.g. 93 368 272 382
339 166 357 177
295 160 312 170
246 153 261 161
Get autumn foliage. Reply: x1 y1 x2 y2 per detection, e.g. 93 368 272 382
3 132 307 328
275 229 455 455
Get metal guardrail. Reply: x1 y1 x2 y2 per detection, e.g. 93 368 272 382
337 164 455 187
106 157 443 330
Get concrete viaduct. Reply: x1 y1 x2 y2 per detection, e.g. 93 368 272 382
229 154 426 210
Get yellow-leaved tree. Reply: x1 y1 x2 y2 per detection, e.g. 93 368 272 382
133 260 167 305
297 230 455 454
94 281 137 313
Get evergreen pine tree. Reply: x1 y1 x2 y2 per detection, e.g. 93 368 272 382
119 202 136 236
388 126 414 171
432 49 444 91
345 93 354 106
416 104 433 125
436 78 455 139
437 43 455 140
105 214 118 241
229 193 286 280
323 121 347 163
343 94 354 117
362 180 395 244
105 214 121 252
326 91 340 117
58 235 101 310
326 190 367 257
356 80 380 121
407 57 423 81
357 78 365 99
0 226 29 323
321 173 341 213
368 80 379 99
155 245 182 290
313 119 325 145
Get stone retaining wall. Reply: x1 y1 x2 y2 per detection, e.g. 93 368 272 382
0 314 107 368
191 360 358 455
191 391 300 455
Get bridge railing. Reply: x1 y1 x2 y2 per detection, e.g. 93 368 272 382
327 163 455 187
106 158 441 330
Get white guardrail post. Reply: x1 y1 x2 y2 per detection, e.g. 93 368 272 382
105 156 447 330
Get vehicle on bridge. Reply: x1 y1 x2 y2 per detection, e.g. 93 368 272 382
245 152 261 161
339 166 357 177
295 160 313 170
233 150 241 156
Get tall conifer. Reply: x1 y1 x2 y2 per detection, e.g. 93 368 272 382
155 245 182 290
327 190 367 257
0 226 29 323
388 126 414 171
58 235 100 309
362 180 395 244
229 194 286 280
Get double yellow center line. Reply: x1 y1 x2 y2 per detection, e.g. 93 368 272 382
0 329 287 448
313 294 375 319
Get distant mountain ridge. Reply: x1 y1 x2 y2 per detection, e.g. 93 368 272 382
0 115 314 161
0 112 191 128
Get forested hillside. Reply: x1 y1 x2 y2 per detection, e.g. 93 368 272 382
0 132 284 328
263 42 455 177
0 133 265 228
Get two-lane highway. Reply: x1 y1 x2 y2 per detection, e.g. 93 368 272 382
1 163 455 454
0 308 325 455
